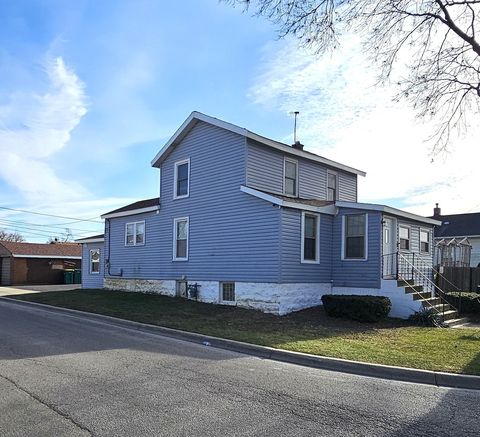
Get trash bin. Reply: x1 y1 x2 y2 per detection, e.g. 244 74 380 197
74 269 82 284
64 270 74 284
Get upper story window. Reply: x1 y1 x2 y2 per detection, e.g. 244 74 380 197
173 217 189 261
125 221 145 246
327 171 338 201
399 226 410 250
420 230 430 253
90 249 100 274
284 158 298 197
174 158 190 199
343 214 367 260
301 212 320 263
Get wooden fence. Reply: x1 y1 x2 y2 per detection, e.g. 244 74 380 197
436 267 480 292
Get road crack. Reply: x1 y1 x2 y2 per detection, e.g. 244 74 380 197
0 372 94 436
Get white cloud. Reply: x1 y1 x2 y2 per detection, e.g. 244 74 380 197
0 57 88 200
251 38 480 216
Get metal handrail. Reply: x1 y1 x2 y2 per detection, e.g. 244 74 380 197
382 251 458 324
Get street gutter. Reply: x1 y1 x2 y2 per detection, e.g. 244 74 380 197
2 296 479 391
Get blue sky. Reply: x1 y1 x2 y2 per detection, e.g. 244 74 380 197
0 0 478 242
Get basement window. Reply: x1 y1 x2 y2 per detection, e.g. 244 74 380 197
220 282 235 302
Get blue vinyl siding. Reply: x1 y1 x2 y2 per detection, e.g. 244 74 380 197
105 121 281 283
332 209 382 288
280 208 332 283
396 218 435 267
246 140 357 201
81 243 104 289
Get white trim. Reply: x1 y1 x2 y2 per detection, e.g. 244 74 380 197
301 211 320 264
335 201 441 226
173 158 190 200
341 213 368 261
101 205 159 219
326 170 338 201
125 221 146 247
399 224 411 251
173 216 189 261
75 237 104 244
11 255 81 259
283 157 298 197
89 248 100 275
420 228 431 254
240 185 337 215
151 111 366 176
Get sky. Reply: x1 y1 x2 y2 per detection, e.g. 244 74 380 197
0 0 478 243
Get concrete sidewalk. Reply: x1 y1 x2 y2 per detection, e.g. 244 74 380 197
0 284 80 296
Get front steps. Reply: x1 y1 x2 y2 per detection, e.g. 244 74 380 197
397 280 467 327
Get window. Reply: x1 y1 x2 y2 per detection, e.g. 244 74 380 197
399 226 410 250
125 221 145 246
174 159 190 199
220 282 235 302
344 214 367 259
284 158 298 196
301 212 320 263
327 171 337 201
420 230 430 253
90 249 100 274
173 217 189 260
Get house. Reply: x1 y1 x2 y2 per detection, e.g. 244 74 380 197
0 241 81 286
430 204 480 267
75 234 105 289
79 111 448 320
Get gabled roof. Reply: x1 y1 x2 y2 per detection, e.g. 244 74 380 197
0 241 81 259
430 212 480 238
75 234 105 244
151 111 366 177
101 198 160 219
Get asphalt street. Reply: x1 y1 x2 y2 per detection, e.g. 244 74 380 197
0 299 479 437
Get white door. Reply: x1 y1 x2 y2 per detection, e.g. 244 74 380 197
383 218 396 277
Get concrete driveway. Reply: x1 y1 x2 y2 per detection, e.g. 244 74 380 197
0 299 479 437
0 284 80 296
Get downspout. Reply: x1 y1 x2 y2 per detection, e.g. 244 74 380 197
105 218 123 277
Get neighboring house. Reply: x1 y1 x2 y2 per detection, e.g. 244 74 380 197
75 234 105 289
0 242 81 286
79 112 443 319
430 204 480 267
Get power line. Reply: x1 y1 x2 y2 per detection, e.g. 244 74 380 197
0 218 103 233
0 206 103 223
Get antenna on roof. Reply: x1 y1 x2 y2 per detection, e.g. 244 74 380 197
290 111 304 150
291 111 300 143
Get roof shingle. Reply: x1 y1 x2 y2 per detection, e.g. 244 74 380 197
0 241 82 258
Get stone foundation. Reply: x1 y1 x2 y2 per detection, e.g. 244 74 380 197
103 277 331 315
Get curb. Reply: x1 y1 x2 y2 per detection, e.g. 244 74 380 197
2 296 479 391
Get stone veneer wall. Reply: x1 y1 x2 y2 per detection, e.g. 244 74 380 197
104 278 331 315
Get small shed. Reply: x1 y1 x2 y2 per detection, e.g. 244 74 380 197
0 242 81 286
75 235 105 289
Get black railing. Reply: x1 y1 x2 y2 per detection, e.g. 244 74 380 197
382 251 460 322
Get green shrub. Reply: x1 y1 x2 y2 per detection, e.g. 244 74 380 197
408 308 441 327
444 292 480 314
321 295 391 322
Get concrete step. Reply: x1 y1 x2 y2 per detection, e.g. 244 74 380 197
439 309 459 321
421 297 442 306
397 279 414 287
409 290 432 301
443 317 470 328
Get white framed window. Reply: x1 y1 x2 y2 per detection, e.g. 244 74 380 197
125 221 145 246
283 158 298 197
342 214 368 260
399 226 410 250
89 249 100 274
173 217 189 261
220 282 235 302
420 229 430 253
173 158 190 199
327 171 338 201
301 212 320 264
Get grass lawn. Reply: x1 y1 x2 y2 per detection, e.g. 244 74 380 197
8 289 480 375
